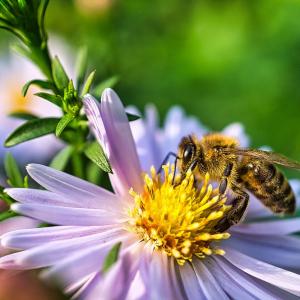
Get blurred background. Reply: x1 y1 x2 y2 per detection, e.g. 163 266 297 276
0 0 300 170
0 1 300 297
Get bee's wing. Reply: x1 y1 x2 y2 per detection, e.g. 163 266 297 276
223 148 300 169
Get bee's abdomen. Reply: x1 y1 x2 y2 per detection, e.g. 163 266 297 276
238 161 295 214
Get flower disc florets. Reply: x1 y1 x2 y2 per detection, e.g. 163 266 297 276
129 164 231 265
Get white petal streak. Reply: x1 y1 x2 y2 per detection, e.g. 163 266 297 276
223 247 300 296
11 203 121 226
1 225 117 250
26 164 121 211
192 259 230 300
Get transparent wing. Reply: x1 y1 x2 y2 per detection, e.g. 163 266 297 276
223 148 300 169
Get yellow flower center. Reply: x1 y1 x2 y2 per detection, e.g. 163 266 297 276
128 164 231 265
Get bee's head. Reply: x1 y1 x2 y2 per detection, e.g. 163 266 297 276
178 135 200 173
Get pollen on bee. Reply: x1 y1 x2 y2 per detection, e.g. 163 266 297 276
128 164 231 265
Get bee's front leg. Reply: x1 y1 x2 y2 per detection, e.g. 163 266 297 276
214 186 249 232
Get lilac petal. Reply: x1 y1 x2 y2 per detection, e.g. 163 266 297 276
225 234 300 270
139 249 181 300
223 247 300 296
5 189 80 207
0 228 127 269
0 216 39 236
84 250 139 300
84 90 143 198
1 225 117 249
129 105 161 171
26 164 122 211
11 203 122 226
213 256 298 300
179 261 206 299
192 259 230 299
222 123 249 147
160 106 207 162
40 233 134 291
232 218 300 235
204 257 258 300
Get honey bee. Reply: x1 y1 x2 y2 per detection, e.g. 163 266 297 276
162 133 300 232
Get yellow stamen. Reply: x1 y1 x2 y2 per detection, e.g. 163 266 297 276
128 164 231 265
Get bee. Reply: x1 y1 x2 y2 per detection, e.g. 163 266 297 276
162 133 300 232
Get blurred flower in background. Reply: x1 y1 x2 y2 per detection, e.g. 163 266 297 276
0 36 74 182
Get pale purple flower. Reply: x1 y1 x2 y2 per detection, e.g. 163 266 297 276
1 89 300 299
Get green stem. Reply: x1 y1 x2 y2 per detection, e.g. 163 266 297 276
71 151 84 179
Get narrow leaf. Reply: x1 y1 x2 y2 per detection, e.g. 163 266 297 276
5 118 59 147
50 146 73 171
35 92 62 106
102 242 122 273
84 141 112 173
22 79 55 96
4 153 23 187
52 56 69 91
55 114 75 137
9 111 38 120
93 76 119 96
81 70 96 96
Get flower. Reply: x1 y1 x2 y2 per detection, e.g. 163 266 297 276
1 89 300 299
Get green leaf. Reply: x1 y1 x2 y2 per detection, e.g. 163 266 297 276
84 141 112 173
81 70 96 96
93 76 119 96
9 111 38 120
55 114 75 137
52 56 69 91
75 46 88 90
35 92 62 106
102 242 121 273
126 112 141 122
49 145 73 171
5 118 59 147
22 79 55 96
4 153 23 187
86 161 102 184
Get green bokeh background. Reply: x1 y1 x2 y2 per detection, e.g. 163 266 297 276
1 0 300 173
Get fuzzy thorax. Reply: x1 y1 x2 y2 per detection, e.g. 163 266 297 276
128 164 231 265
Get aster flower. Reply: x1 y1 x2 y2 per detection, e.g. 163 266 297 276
1 89 300 299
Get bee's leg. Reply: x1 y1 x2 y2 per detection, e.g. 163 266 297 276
157 152 180 184
214 187 249 232
219 162 234 195
157 152 179 174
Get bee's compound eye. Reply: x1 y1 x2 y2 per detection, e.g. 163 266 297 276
183 144 194 163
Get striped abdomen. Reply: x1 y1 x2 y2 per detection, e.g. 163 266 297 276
237 158 295 214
